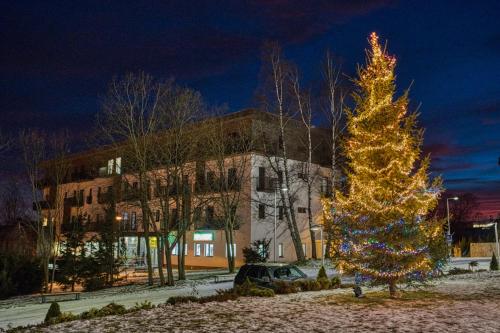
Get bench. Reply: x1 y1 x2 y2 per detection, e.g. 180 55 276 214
214 274 234 283
40 292 81 303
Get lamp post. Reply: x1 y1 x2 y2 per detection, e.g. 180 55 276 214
274 181 287 262
311 224 324 267
446 196 459 254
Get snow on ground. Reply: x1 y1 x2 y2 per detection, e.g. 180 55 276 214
12 271 500 333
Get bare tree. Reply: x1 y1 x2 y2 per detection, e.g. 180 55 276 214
19 130 53 292
257 43 305 261
150 84 204 283
203 113 253 272
290 66 323 259
322 51 346 259
98 72 167 286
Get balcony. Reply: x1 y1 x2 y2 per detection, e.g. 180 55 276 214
63 196 84 207
97 192 114 204
256 177 278 192
121 189 140 202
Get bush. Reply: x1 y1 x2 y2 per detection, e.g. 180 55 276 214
0 254 43 299
132 300 155 311
448 267 472 275
242 239 271 263
330 276 341 288
295 279 322 292
44 302 62 323
166 296 199 305
317 277 331 290
491 253 499 271
317 266 328 280
97 302 127 316
198 289 239 303
273 280 300 294
247 287 275 297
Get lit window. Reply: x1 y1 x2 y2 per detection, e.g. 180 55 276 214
115 157 122 174
302 244 307 257
184 243 188 255
172 243 179 256
204 243 214 257
278 243 284 258
225 244 237 257
107 159 114 175
194 243 202 256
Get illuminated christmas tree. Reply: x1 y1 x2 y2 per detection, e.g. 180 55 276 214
327 33 443 297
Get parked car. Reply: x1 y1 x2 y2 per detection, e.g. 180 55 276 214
234 263 308 288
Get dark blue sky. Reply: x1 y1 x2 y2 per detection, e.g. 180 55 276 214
1 1 499 216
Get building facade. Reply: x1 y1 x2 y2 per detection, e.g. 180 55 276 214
38 109 332 268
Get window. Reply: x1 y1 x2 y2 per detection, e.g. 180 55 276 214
172 243 188 256
258 167 266 190
258 243 265 257
225 244 237 257
155 210 160 222
247 266 268 279
131 212 137 230
205 206 214 225
258 204 266 219
302 244 307 257
278 206 284 220
194 243 202 256
115 157 122 174
204 243 214 257
298 207 307 214
107 159 114 175
228 168 237 189
278 243 284 258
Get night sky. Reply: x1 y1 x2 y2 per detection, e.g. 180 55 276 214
1 1 499 216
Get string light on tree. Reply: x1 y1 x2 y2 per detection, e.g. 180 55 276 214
322 32 445 297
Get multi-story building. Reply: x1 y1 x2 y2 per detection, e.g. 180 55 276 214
38 109 332 268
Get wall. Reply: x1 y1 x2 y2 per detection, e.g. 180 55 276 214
470 242 499 257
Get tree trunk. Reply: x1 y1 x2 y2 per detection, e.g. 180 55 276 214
156 235 165 285
225 225 235 273
307 182 317 259
389 280 399 298
142 210 154 286
164 237 174 286
178 232 186 280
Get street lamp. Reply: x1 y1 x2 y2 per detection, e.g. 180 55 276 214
274 181 287 262
446 196 459 254
311 224 324 267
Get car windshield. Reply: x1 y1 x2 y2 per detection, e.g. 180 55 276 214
272 266 305 280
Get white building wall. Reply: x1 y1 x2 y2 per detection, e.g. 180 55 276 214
250 154 330 262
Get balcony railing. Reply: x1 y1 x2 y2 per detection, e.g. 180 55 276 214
63 196 84 207
97 192 114 204
256 177 277 192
